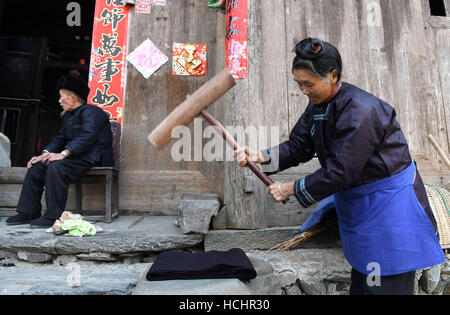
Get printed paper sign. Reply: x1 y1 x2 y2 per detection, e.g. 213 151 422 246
172 43 207 76
135 0 152 14
152 0 166 5
127 39 168 79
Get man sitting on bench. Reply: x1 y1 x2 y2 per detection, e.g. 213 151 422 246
6 72 113 228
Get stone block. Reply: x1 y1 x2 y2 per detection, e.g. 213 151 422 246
0 249 16 260
245 255 282 295
53 255 78 266
177 199 220 235
247 248 352 296
76 252 118 262
211 206 227 230
420 264 442 294
17 251 52 263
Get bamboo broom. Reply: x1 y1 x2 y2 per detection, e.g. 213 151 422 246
268 222 329 252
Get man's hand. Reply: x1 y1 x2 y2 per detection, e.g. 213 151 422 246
42 152 66 165
27 152 50 168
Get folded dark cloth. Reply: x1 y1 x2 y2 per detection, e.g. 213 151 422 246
146 248 257 281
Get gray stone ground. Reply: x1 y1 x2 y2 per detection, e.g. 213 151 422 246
0 215 449 295
0 260 149 295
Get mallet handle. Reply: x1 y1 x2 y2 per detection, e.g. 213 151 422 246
201 109 274 187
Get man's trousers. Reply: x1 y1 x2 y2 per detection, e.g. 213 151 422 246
17 157 93 220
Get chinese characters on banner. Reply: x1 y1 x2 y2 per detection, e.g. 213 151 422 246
225 0 248 79
88 0 129 127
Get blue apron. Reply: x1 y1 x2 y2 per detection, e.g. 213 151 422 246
334 162 445 276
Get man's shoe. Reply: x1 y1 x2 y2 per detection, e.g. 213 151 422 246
6 213 40 226
30 217 55 229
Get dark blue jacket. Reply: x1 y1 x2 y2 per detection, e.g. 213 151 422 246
261 82 437 231
44 103 113 166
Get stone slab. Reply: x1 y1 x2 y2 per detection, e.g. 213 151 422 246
0 261 149 295
247 248 352 295
0 216 203 255
133 278 252 295
132 255 281 295
17 251 53 263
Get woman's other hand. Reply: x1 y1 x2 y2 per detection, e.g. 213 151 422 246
233 146 264 167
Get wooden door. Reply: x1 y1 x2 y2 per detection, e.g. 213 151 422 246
121 1 227 213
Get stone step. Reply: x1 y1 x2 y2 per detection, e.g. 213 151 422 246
131 249 353 295
0 260 149 295
132 255 282 295
0 216 203 257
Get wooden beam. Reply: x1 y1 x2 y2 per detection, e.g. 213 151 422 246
428 15 450 28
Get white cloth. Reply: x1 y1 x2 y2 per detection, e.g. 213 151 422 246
0 132 11 167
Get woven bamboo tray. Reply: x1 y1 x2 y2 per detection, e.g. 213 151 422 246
425 184 450 250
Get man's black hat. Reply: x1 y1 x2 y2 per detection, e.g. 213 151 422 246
57 74 90 101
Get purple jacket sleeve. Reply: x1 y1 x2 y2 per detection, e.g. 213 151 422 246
294 99 387 208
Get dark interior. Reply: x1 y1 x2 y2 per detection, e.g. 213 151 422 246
429 0 447 16
0 0 95 166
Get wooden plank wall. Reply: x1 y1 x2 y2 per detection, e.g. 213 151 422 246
224 0 450 229
1 0 449 226
120 1 226 214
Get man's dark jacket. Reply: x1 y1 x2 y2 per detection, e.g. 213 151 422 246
44 103 113 166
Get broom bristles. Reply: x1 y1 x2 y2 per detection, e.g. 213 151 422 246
267 224 327 252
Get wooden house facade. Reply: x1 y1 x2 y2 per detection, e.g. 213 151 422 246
0 0 449 230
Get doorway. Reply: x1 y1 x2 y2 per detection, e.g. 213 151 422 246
0 0 95 166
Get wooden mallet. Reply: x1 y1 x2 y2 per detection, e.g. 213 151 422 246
147 69 276 188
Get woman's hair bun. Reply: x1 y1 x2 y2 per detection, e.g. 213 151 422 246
292 37 342 81
295 38 325 61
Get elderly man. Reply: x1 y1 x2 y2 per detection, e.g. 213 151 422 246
6 74 113 228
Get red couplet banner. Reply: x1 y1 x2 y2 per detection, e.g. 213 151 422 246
225 0 248 79
88 0 129 127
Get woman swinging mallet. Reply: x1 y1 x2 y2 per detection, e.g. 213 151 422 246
234 38 445 295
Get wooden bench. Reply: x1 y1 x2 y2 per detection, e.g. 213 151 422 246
75 122 120 223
